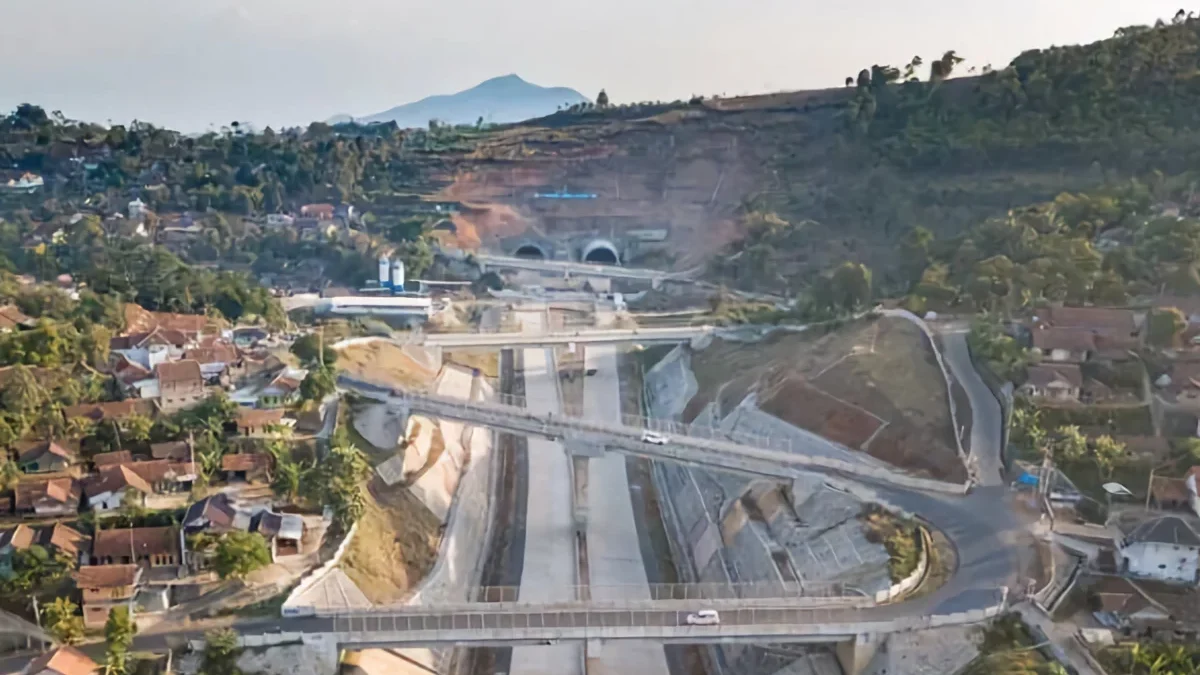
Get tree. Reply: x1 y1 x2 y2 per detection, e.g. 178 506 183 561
290 333 336 367
1092 435 1126 479
300 365 335 402
1052 425 1088 462
43 597 84 645
201 627 242 675
210 531 272 580
596 89 610 107
829 262 873 311
0 457 20 493
317 442 371 530
968 318 1031 381
1146 307 1187 348
103 605 137 675
121 413 154 445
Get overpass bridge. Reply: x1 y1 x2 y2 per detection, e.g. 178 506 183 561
416 326 713 348
475 253 699 283
329 598 1007 646
338 375 968 496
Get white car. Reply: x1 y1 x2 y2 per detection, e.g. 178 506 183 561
685 610 720 626
641 431 670 445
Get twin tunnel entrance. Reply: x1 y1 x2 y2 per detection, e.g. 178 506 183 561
513 239 621 265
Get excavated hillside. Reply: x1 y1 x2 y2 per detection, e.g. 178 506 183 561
412 19 1200 294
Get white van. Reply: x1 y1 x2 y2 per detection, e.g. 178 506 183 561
686 610 720 626
641 431 670 445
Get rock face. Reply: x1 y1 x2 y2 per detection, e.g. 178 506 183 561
355 74 588 128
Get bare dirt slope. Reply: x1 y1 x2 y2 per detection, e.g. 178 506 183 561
685 316 964 481
337 341 439 390
341 477 442 605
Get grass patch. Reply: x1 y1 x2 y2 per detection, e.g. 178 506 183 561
336 341 438 390
444 350 500 379
340 478 441 604
961 613 1054 675
1097 642 1200 674
860 505 922 583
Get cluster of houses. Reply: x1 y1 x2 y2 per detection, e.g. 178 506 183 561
0 492 306 631
0 304 331 635
1040 465 1200 641
1019 300 1200 414
1 437 313 630
1021 305 1143 404
106 304 307 413
20 196 359 260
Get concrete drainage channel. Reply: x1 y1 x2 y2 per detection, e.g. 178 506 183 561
461 349 530 675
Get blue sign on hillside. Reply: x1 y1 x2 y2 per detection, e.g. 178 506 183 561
534 189 597 199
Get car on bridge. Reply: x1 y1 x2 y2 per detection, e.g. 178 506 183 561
685 610 720 626
641 431 670 445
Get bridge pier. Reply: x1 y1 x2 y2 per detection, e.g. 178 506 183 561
835 633 883 675
572 454 590 532
568 443 604 533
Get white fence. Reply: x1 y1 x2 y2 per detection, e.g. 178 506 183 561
873 526 932 604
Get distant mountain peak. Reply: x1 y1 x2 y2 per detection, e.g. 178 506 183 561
346 75 588 129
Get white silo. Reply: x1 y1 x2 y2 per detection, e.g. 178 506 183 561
391 259 406 291
378 257 390 287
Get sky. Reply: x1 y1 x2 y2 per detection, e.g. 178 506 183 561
0 1 1190 132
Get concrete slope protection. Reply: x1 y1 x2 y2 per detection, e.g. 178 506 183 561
509 311 583 675
581 344 671 675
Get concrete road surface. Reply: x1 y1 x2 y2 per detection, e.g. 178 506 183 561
582 345 671 675
941 330 1005 486
510 311 583 675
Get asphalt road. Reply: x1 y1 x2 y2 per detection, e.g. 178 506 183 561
941 330 1005 486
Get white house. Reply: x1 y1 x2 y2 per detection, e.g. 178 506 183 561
1020 365 1083 402
1115 515 1200 584
83 465 152 513
128 198 148 222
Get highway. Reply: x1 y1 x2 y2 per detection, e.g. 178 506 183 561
508 310 583 675
475 253 698 282
338 375 968 495
581 343 671 674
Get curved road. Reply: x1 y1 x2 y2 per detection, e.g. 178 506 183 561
940 330 1005 487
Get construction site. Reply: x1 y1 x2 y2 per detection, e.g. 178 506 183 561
308 292 983 675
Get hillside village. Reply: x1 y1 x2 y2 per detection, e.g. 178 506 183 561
11 11 1200 675
0 295 341 631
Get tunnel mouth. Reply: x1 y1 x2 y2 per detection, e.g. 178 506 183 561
514 244 547 260
582 246 619 265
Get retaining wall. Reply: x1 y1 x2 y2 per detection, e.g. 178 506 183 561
872 526 931 604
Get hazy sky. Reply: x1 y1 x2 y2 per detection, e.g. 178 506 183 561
0 1 1189 131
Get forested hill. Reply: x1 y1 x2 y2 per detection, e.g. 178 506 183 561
5 13 1200 308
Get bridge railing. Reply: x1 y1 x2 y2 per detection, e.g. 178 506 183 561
469 581 853 604
478 391 794 453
